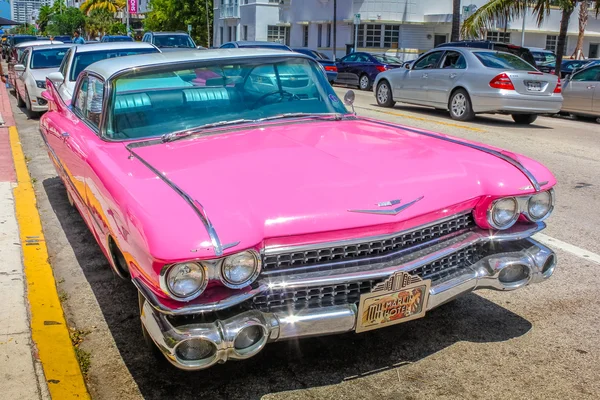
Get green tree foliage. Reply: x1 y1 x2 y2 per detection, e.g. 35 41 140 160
145 0 213 46
81 0 126 14
85 9 116 38
37 5 53 33
47 7 86 36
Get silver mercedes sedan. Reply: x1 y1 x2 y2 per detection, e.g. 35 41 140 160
561 64 600 118
374 47 563 124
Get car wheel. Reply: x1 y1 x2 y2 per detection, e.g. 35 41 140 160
449 89 474 121
15 88 25 107
25 89 32 111
512 114 538 125
359 74 371 91
376 80 396 107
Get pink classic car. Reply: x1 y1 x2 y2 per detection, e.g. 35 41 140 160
40 49 557 370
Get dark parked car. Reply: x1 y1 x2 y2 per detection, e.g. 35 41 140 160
142 31 197 52
335 52 402 90
292 48 337 84
220 40 292 51
437 41 537 67
53 35 73 44
100 35 133 43
538 59 600 78
5 35 38 62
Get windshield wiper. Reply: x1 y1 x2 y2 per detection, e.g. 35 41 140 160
160 113 345 143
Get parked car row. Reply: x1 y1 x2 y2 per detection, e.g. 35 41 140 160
35 45 558 371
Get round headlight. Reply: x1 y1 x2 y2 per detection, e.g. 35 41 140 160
489 197 519 229
221 251 261 288
164 262 207 300
527 190 553 221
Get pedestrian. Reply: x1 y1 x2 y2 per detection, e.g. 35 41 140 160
72 31 85 44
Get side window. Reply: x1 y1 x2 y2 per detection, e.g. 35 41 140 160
342 54 357 62
356 54 370 62
413 51 443 70
220 43 235 49
59 49 71 78
18 49 29 65
74 76 105 130
572 66 600 82
441 51 466 69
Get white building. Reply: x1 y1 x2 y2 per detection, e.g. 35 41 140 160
11 0 45 25
213 0 600 60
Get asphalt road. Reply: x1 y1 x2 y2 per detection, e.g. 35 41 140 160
10 82 600 400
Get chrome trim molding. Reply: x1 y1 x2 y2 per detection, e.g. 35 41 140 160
368 120 541 192
349 196 424 215
140 237 556 370
136 221 546 316
126 145 226 256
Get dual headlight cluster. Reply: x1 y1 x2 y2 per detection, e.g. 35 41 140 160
488 189 554 230
161 250 261 301
36 80 46 89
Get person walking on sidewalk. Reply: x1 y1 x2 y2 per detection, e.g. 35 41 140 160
72 31 85 44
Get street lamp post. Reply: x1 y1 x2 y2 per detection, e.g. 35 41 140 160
332 0 336 60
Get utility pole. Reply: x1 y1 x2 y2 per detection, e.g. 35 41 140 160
521 8 526 46
126 5 130 37
332 0 336 60
206 0 210 47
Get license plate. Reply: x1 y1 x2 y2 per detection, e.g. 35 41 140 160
356 271 431 333
526 81 542 91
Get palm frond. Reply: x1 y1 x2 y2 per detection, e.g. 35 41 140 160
461 0 529 39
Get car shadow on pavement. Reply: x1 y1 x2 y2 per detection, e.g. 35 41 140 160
43 176 533 400
380 104 554 129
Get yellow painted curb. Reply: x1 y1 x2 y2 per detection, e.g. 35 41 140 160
9 126 90 399
355 105 487 133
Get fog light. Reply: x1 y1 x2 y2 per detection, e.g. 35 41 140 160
175 339 216 361
542 254 556 274
233 325 265 355
498 264 529 284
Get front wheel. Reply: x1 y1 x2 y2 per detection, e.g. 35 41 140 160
448 89 474 121
15 88 25 107
376 81 396 107
359 74 371 91
512 114 538 125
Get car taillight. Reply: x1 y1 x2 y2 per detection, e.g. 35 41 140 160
553 78 561 93
376 65 387 72
550 69 555 74
489 73 515 90
324 65 337 72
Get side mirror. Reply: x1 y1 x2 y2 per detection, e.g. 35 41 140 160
47 71 64 85
404 63 411 69
14 64 25 72
343 90 356 114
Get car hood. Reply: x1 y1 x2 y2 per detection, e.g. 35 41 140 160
130 119 554 249
158 47 197 52
31 67 59 81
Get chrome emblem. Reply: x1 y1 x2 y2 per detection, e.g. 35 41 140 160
349 196 424 216
519 180 549 191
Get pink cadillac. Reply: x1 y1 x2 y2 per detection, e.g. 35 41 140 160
40 49 557 370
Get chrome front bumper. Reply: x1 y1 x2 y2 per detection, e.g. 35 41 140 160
140 236 555 370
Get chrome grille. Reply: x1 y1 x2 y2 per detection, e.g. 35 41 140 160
253 244 483 312
263 213 475 273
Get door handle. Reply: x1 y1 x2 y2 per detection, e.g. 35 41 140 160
61 132 70 139
587 85 596 90
449 73 457 79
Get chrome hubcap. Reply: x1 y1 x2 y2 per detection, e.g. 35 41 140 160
451 93 467 116
377 84 389 103
360 76 369 89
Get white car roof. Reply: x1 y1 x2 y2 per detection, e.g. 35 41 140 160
85 48 304 79
16 40 64 48
30 44 74 51
72 41 157 54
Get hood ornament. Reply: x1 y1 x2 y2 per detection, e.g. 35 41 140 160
349 196 424 216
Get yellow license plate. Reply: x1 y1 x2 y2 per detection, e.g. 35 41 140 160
356 271 431 333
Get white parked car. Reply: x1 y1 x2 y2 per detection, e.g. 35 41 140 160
13 44 72 113
8 40 64 89
47 42 161 103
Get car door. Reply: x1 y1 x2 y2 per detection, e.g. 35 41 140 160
350 53 372 86
396 51 444 103
337 54 357 84
562 66 600 114
15 48 30 100
426 50 467 106
591 71 600 116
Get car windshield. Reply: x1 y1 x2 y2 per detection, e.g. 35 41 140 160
14 36 37 45
106 57 348 140
106 36 133 42
153 35 194 48
474 51 536 71
372 54 402 64
532 51 556 64
69 48 159 81
30 48 69 69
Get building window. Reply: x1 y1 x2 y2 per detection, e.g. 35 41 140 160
228 26 233 41
545 35 558 51
354 24 364 48
220 27 224 45
243 25 248 40
232 26 237 41
318 24 322 47
383 25 400 48
303 25 309 47
327 24 332 47
365 24 381 47
267 25 289 45
486 31 511 43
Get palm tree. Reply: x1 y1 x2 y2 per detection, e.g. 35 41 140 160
572 1 588 59
451 0 462 41
461 0 600 76
36 5 53 33
80 0 125 14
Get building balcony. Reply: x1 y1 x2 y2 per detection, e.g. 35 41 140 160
220 2 240 19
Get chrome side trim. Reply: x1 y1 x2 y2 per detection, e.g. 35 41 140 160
126 145 225 256
348 196 424 215
136 222 546 316
368 120 541 192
